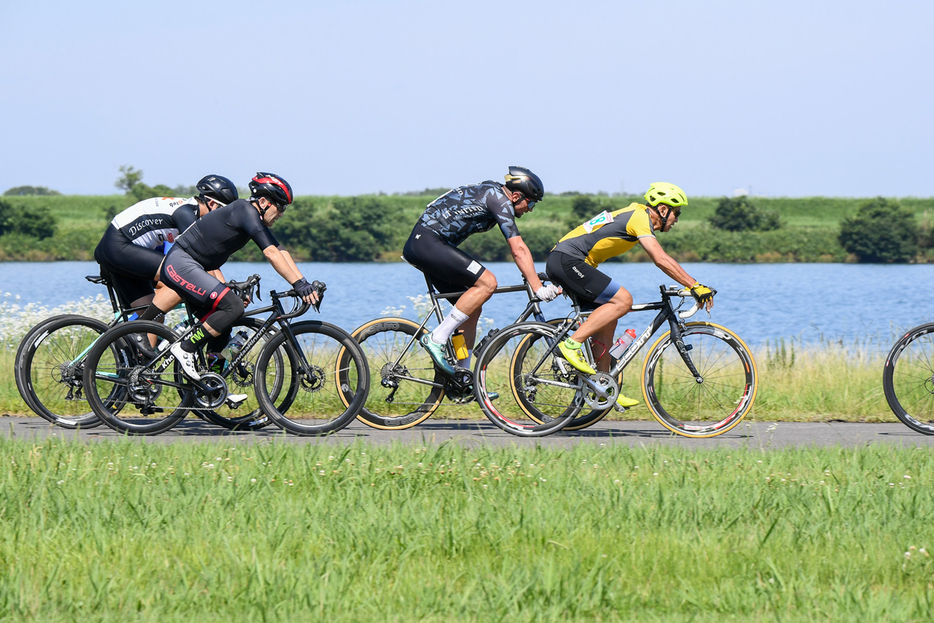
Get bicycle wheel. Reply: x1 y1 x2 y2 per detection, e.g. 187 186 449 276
83 320 192 435
341 317 445 430
16 314 112 429
255 320 369 435
198 318 292 431
508 318 622 431
641 322 757 438
474 322 582 437
883 323 934 435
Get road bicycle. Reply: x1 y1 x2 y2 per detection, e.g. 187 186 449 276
474 285 759 437
340 269 620 430
81 279 369 436
883 322 934 434
14 273 280 431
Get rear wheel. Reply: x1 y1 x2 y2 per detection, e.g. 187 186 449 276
83 320 192 435
474 322 581 437
343 317 445 430
16 315 113 429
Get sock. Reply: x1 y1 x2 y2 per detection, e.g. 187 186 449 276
139 304 167 322
431 307 469 344
181 326 210 353
563 338 583 350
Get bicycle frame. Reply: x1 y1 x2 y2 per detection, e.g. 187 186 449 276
523 285 702 399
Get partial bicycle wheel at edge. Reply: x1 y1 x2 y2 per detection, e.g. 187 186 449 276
339 317 445 430
883 322 934 435
641 321 757 438
474 322 582 437
255 320 369 436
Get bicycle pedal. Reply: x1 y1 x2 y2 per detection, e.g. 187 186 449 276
613 403 627 413
225 394 248 409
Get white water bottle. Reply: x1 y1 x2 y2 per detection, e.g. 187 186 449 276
609 329 637 360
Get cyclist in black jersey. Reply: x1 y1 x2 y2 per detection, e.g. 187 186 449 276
94 174 238 311
546 182 715 408
137 172 321 381
402 166 561 374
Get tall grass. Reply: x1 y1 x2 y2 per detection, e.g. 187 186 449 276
1 438 933 621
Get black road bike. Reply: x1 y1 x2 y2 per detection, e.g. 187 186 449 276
474 285 759 437
883 322 934 434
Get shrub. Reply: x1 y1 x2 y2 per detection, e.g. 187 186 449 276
0 199 57 239
708 196 781 232
3 186 61 196
838 197 918 263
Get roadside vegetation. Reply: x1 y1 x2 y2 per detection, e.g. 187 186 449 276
3 172 934 262
2 438 933 621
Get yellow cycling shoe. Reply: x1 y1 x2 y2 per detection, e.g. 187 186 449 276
615 393 640 409
557 339 596 375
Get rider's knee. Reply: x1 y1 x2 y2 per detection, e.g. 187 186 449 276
475 272 497 298
607 288 633 315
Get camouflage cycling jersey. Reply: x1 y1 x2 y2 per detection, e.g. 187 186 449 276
418 181 520 246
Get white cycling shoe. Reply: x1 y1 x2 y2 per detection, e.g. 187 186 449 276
170 342 202 381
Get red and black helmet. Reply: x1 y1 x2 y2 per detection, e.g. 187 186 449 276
249 172 293 208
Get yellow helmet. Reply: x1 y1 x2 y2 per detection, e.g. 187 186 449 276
644 182 688 207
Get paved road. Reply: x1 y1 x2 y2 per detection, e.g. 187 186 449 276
3 416 933 449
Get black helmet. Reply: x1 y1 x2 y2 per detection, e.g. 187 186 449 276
504 166 544 202
249 172 293 207
196 174 239 206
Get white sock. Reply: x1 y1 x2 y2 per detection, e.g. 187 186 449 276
431 307 469 344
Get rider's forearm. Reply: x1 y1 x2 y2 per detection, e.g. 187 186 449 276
509 240 544 291
263 246 303 285
654 252 696 288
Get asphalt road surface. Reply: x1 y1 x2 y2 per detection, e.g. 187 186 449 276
3 416 934 449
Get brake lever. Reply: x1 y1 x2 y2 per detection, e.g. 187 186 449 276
310 280 327 313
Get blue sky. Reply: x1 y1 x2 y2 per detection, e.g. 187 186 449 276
2 0 931 198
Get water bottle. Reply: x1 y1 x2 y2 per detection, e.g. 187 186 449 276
451 332 469 361
222 330 249 360
609 329 637 360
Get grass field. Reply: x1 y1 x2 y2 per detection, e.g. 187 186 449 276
1 438 933 621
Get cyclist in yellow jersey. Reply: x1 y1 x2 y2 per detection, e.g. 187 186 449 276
545 182 715 408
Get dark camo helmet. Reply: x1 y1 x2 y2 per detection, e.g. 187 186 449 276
504 166 544 202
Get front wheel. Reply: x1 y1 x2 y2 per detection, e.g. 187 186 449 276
641 322 757 438
474 322 582 437
883 323 934 435
255 321 369 436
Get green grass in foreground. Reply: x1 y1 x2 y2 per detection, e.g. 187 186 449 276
2 438 934 621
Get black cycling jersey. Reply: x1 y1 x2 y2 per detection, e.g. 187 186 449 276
175 199 279 270
417 181 520 246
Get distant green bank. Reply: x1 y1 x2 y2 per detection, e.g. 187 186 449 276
2 193 934 263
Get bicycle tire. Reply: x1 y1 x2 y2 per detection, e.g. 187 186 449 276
197 318 293 431
883 322 934 435
474 321 582 437
341 317 445 430
508 318 621 431
255 320 369 436
641 322 757 438
16 314 115 429
83 320 192 435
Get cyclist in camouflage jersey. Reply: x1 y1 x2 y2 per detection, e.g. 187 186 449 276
403 166 561 374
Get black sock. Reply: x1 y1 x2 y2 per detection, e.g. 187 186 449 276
181 326 209 353
139 304 167 322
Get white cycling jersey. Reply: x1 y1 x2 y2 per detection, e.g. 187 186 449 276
110 196 200 249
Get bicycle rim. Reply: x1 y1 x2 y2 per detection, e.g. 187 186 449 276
476 322 582 437
18 315 112 429
342 317 445 430
642 322 757 438
256 321 369 436
884 323 934 435
83 321 191 435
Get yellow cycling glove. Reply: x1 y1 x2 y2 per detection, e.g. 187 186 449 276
690 283 716 304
